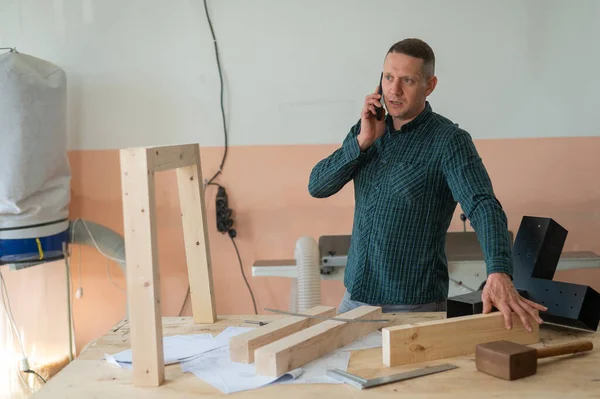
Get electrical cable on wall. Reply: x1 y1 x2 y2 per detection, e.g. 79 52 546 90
203 0 228 187
65 218 127 366
0 272 26 357
230 234 258 314
178 0 257 317
0 270 46 391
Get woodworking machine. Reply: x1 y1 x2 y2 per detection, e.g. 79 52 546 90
252 230 600 304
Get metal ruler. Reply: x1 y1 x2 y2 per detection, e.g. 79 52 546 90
263 308 392 323
326 363 458 389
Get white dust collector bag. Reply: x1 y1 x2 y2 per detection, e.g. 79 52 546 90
0 52 71 239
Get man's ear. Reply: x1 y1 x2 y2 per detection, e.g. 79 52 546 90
425 76 438 96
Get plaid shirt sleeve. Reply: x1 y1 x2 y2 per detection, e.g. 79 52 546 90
308 122 367 198
442 129 514 277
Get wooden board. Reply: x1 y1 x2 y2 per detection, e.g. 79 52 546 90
254 306 389 377
120 148 165 387
148 144 197 171
229 305 336 363
176 145 216 324
382 312 539 367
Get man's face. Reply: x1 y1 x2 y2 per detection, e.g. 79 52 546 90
382 52 437 122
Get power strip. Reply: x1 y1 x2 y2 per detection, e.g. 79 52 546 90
215 186 236 237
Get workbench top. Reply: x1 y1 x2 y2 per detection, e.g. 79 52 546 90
31 313 600 398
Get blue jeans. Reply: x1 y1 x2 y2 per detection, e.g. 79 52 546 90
338 290 446 314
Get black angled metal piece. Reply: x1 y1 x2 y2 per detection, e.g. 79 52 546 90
511 217 568 283
446 289 529 319
446 216 600 331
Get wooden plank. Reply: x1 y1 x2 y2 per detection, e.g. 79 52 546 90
382 312 539 367
229 305 336 363
254 306 388 377
120 148 164 387
148 144 197 172
176 145 216 324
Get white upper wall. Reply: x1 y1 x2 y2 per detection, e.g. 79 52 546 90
1 0 599 149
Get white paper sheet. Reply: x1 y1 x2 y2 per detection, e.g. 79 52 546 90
181 346 296 393
104 333 217 369
104 353 129 369
338 330 382 351
181 343 350 393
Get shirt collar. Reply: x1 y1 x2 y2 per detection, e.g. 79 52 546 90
387 101 433 133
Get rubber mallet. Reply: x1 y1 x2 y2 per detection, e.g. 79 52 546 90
475 340 593 380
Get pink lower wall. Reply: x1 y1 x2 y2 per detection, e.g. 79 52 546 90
9 136 600 354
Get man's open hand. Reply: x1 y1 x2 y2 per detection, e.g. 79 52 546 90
482 272 548 332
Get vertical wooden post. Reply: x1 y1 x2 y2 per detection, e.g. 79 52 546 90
176 146 217 323
120 148 164 387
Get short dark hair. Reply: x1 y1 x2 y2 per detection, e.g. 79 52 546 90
387 38 435 78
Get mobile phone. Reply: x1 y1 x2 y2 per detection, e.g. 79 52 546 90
375 72 384 121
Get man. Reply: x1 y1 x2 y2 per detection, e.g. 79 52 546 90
308 38 546 331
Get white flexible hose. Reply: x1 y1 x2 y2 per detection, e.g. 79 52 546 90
294 236 321 312
69 218 128 317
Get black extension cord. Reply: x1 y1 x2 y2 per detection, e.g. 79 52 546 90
214 186 258 314
215 186 234 233
178 0 257 317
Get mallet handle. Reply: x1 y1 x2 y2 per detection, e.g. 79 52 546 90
536 341 593 359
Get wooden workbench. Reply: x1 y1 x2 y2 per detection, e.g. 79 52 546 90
31 313 600 398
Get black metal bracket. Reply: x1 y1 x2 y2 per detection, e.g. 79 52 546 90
447 289 529 318
446 216 600 331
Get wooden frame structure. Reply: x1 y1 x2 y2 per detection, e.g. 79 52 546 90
120 144 216 387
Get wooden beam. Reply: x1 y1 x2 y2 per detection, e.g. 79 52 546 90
176 145 216 323
229 305 336 363
254 306 388 377
147 144 197 172
382 312 539 367
120 148 164 387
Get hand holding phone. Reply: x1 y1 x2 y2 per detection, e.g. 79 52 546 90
357 73 387 151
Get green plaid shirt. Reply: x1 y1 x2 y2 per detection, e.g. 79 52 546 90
308 102 512 305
